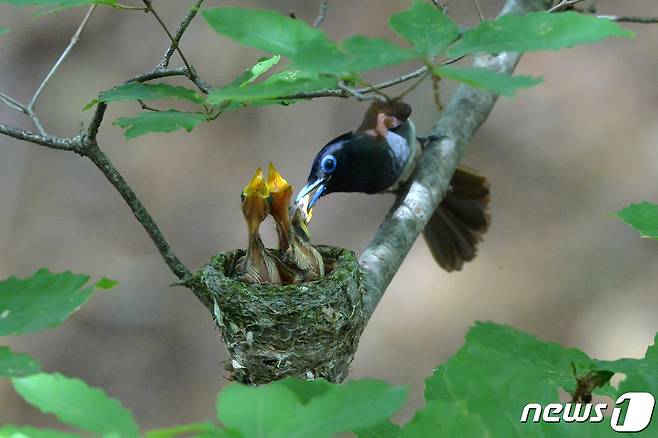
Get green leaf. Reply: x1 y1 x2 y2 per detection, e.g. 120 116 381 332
293 37 416 75
399 401 487 438
277 377 331 404
83 83 203 110
435 66 543 97
0 346 41 378
389 0 459 58
12 373 139 438
616 201 658 239
424 322 605 437
287 379 408 438
341 36 417 72
202 7 329 58
0 269 97 336
145 422 216 438
207 73 336 104
94 277 118 290
0 426 82 438
113 110 206 139
449 11 634 58
356 422 401 438
0 0 117 12
0 27 9 36
229 55 281 87
216 378 407 438
217 382 300 438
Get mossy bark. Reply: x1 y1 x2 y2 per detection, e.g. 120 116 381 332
191 246 366 384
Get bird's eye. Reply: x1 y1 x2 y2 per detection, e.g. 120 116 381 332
320 154 337 174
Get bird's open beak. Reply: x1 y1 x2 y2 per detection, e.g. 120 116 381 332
295 178 326 222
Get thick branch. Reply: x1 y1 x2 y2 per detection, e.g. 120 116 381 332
358 0 552 318
0 123 81 152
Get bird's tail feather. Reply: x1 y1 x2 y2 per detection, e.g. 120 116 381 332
422 165 490 272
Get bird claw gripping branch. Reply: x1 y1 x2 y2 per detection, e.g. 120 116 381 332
234 164 325 285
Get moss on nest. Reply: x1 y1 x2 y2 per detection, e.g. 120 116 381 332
192 245 365 384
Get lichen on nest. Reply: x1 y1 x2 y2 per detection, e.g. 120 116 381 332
193 245 366 384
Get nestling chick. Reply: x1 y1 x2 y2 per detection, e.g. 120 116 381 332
235 168 281 284
267 163 324 283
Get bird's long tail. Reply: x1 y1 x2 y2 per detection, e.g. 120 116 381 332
422 165 490 272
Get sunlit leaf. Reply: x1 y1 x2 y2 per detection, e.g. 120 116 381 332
449 11 633 57
0 269 106 336
389 0 459 58
12 373 139 438
616 201 658 239
0 426 82 438
94 277 118 290
83 83 204 110
202 7 329 58
229 55 281 87
207 73 335 104
145 422 216 438
113 110 206 139
0 346 41 378
435 66 542 97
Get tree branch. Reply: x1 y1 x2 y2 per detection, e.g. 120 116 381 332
159 0 205 68
598 15 658 24
313 0 329 27
0 123 82 152
358 0 553 318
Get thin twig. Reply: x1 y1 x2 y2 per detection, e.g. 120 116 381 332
313 0 329 27
396 70 430 99
337 81 385 102
0 92 28 114
548 0 584 13
0 123 82 152
143 0 194 79
159 0 205 68
28 5 97 114
598 15 658 24
474 0 485 21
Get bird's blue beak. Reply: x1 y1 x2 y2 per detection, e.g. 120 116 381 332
295 178 327 221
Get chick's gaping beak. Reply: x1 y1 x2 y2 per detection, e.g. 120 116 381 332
294 177 327 222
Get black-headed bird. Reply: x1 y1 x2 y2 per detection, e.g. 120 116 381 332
267 163 324 283
235 168 281 284
295 100 490 272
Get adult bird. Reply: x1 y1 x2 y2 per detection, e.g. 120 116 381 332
235 167 281 284
295 100 490 272
267 163 324 283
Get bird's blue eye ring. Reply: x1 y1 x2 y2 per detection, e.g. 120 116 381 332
320 154 337 174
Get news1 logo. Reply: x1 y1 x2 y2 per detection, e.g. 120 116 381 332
520 392 656 432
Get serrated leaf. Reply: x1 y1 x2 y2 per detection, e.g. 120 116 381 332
207 74 335 104
145 422 216 438
217 382 300 438
277 377 331 404
616 201 658 239
286 379 408 438
202 7 329 58
449 11 634 58
216 378 407 438
0 27 9 36
399 401 487 438
0 346 41 378
389 0 459 58
94 277 118 290
0 269 96 336
113 110 206 139
0 426 82 438
12 373 139 438
0 0 117 13
83 83 203 110
293 36 416 75
435 66 542 97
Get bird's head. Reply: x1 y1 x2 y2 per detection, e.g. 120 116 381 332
295 100 413 220
267 162 293 215
241 167 270 234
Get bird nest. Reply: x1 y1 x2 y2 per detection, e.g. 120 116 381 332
192 245 366 384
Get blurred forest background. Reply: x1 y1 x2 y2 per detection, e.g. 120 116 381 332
1 0 657 429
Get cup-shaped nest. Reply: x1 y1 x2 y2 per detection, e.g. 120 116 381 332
193 245 365 384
